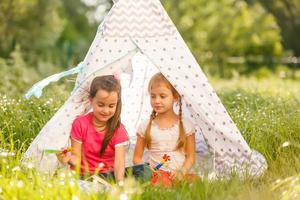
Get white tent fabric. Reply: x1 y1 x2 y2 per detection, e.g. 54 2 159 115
23 0 267 176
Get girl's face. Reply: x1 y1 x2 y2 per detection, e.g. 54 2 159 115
90 89 118 123
150 83 177 114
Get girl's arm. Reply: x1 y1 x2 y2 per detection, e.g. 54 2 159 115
68 139 82 167
114 145 126 182
133 135 146 165
181 133 196 174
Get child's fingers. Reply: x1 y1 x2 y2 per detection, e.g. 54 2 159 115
56 152 69 163
171 171 183 180
56 151 65 158
170 173 176 179
56 153 62 161
60 155 71 164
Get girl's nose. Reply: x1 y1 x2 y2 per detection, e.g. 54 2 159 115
153 98 160 104
102 107 109 113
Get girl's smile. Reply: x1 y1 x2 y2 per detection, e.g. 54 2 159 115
90 89 118 124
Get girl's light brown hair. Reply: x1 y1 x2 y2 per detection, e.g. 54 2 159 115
144 73 186 151
89 75 122 156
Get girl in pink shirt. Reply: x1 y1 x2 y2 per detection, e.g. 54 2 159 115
57 75 128 183
133 73 197 187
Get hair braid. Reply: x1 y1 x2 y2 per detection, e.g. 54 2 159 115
144 110 156 149
176 97 186 151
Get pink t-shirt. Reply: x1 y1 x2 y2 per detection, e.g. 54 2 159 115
71 112 128 174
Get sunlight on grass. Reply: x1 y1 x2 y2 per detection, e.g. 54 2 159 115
0 77 299 199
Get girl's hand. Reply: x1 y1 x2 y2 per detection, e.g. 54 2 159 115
171 169 185 181
56 150 72 165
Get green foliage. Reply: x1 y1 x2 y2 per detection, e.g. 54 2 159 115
55 0 100 67
213 78 300 162
250 66 273 79
0 96 61 151
162 0 283 76
0 47 39 96
0 0 65 61
0 78 300 199
0 0 99 70
0 0 295 79
0 0 101 101
251 0 300 57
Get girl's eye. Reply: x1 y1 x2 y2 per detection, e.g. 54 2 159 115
98 104 104 107
109 105 116 108
160 95 166 98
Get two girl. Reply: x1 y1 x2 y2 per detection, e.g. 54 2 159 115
58 73 196 186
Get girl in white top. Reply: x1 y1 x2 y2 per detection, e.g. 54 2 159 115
133 73 196 185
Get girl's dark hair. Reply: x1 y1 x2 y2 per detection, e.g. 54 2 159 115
89 75 122 156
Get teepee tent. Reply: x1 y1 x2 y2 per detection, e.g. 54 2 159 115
23 0 267 176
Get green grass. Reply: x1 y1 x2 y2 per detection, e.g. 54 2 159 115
0 77 300 199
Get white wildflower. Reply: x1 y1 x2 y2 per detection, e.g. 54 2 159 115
69 180 75 187
275 179 281 184
16 180 24 188
98 162 105 168
68 171 73 177
9 181 14 187
120 193 128 200
282 141 290 148
0 152 8 157
12 166 21 172
60 172 66 179
71 195 79 200
26 162 34 169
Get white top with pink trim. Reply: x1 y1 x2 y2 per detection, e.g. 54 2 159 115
137 118 195 172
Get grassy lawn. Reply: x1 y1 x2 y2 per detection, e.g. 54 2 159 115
0 77 299 199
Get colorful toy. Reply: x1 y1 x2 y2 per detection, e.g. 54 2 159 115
153 154 170 171
44 147 72 154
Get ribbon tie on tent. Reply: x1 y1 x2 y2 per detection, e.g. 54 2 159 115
25 62 84 99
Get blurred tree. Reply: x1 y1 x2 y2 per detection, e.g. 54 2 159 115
0 0 111 70
0 0 288 78
246 0 300 57
0 0 64 62
56 0 99 68
162 0 283 76
0 46 40 95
